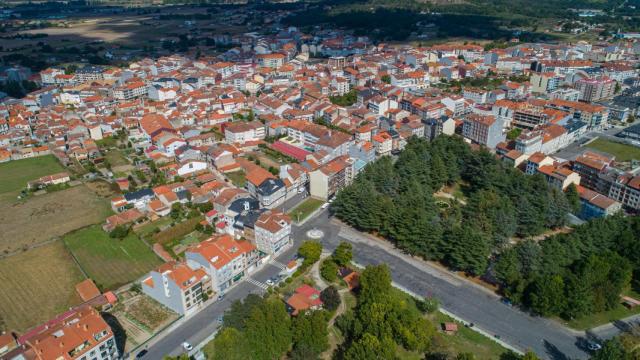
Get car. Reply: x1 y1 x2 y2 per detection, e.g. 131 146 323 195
587 341 602 351
266 279 274 286
297 187 305 193
135 350 148 358
217 315 224 324
182 342 193 352
321 202 330 209
501 298 513 306
328 198 335 203
217 294 224 301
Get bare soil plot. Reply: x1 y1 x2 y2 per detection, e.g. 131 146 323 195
0 241 85 332
0 185 112 254
110 295 178 353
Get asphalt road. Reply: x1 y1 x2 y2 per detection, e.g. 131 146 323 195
141 205 620 360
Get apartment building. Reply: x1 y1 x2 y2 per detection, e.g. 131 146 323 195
309 155 355 201
575 77 616 102
608 175 640 212
224 121 266 144
186 235 260 294
462 114 505 149
142 261 212 315
254 210 292 255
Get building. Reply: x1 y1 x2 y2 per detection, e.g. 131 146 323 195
185 235 260 294
309 155 355 201
537 165 581 190
462 114 505 149
572 151 614 193
617 123 640 142
141 261 212 315
577 185 622 220
286 284 323 315
257 53 286 68
530 72 560 94
10 305 118 360
608 174 640 211
575 77 616 102
224 121 265 144
254 210 292 255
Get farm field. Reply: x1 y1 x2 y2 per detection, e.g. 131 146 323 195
0 155 65 202
586 138 640 162
0 185 113 254
63 225 162 290
0 241 84 332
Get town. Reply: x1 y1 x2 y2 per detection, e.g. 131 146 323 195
2 2 640 360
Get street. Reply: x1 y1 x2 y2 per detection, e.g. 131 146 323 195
141 204 636 360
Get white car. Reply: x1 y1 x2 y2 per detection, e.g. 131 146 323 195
182 342 193 352
321 202 330 209
297 187 305 193
266 279 274 286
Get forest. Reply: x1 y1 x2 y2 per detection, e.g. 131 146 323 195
332 136 639 320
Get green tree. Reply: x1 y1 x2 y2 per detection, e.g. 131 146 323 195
592 338 626 360
565 183 581 213
528 274 565 316
333 241 353 267
359 264 392 305
320 259 338 282
211 327 248 360
298 241 322 268
320 285 341 311
443 224 491 276
344 333 397 360
521 351 541 360
291 310 329 359
245 298 292 360
381 74 391 84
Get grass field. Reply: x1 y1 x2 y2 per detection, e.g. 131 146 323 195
427 311 511 359
0 241 85 332
0 185 113 254
586 138 640 162
64 225 162 290
226 171 246 188
288 198 324 223
0 155 65 202
565 290 640 330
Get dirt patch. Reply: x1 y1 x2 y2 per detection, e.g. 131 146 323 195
0 185 112 254
0 241 85 332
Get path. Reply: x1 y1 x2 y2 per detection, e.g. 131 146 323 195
322 288 349 360
310 252 331 290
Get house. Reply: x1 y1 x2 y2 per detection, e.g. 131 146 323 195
185 234 260 294
254 210 292 255
124 188 155 209
537 165 581 190
141 261 212 315
309 155 355 201
11 305 118 360
177 160 208 177
27 172 71 189
104 208 144 232
286 284 323 315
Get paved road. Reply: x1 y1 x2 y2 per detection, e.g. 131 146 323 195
142 206 634 360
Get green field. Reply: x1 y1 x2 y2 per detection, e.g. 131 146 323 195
586 138 640 162
63 225 162 290
288 198 324 223
226 171 246 188
0 155 65 200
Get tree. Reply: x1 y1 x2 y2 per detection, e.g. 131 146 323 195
359 264 392 305
291 310 329 359
457 353 476 360
565 183 581 214
320 259 338 282
443 224 491 276
320 285 341 311
521 351 541 360
109 225 129 239
244 298 292 360
527 275 565 316
333 241 353 267
298 241 322 268
592 338 626 360
211 328 247 360
344 333 397 360
381 74 391 84
171 203 183 219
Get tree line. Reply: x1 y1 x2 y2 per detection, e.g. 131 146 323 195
332 135 570 277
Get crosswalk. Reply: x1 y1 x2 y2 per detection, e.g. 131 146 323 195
270 260 287 270
246 278 269 290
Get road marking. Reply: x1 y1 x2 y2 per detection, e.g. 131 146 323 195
270 260 287 270
246 278 268 290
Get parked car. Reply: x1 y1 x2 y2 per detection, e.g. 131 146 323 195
135 350 148 358
321 202 330 209
587 341 602 352
182 342 193 352
266 279 274 286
